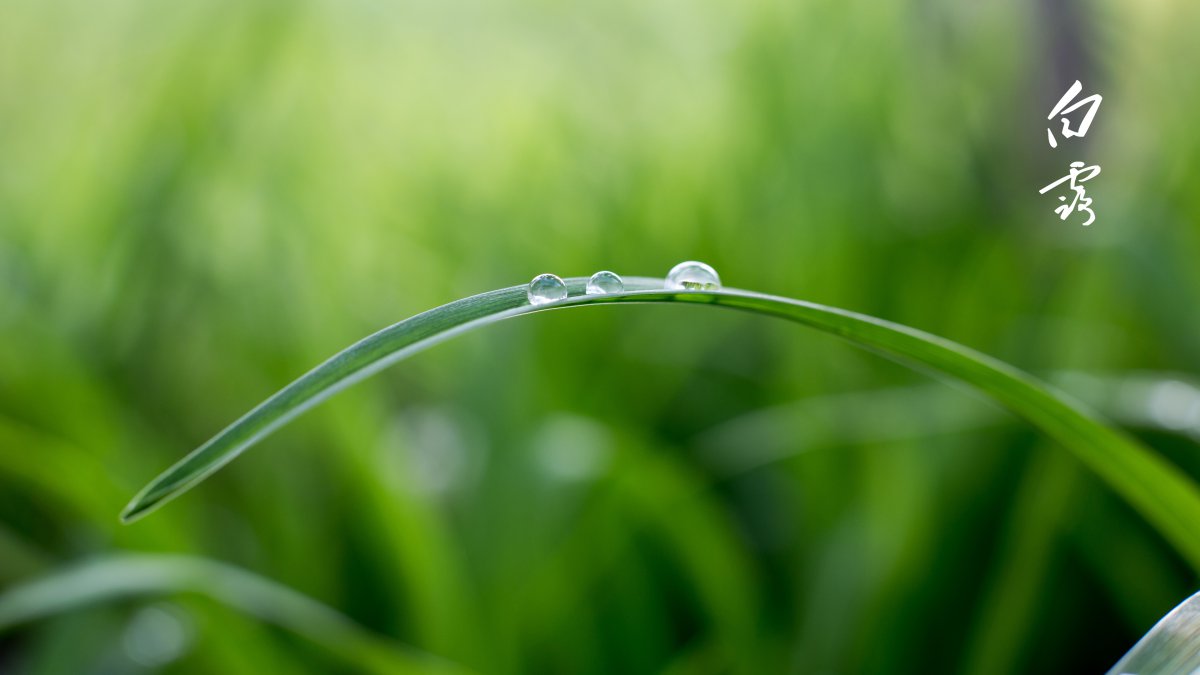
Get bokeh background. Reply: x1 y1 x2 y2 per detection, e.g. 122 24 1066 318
3 0 1200 672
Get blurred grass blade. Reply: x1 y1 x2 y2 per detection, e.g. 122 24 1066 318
695 383 1001 474
121 277 1200 572
1108 590 1200 675
0 553 471 675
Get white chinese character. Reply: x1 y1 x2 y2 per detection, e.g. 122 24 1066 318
1039 161 1101 226
1047 80 1102 148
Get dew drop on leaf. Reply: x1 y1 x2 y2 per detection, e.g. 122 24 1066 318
585 270 624 295
666 261 721 291
527 273 568 305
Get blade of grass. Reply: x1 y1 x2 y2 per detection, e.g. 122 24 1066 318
0 553 472 675
694 383 1001 475
961 449 1077 675
120 277 1200 573
696 372 1200 478
1107 590 1200 675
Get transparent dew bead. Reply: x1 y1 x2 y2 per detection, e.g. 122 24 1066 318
527 273 568 305
665 261 721 291
586 270 624 295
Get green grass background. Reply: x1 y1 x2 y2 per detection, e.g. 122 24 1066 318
2 0 1199 672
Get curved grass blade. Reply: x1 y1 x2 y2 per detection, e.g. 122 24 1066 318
0 553 472 674
120 277 1200 572
695 371 1200 477
1107 590 1200 675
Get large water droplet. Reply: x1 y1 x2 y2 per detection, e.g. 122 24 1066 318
666 261 721 291
528 273 568 305
586 270 624 295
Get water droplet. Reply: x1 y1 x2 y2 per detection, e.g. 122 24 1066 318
666 261 721 291
527 273 568 305
586 270 624 295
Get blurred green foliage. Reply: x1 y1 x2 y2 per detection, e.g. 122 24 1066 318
2 0 1200 672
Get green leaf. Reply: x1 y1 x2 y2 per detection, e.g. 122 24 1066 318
0 553 473 674
1108 590 1200 675
120 277 1200 572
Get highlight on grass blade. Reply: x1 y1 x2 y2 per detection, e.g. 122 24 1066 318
1107 590 1200 675
120 277 1200 577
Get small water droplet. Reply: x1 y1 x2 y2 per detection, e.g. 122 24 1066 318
586 270 624 295
528 273 568 305
666 261 721 291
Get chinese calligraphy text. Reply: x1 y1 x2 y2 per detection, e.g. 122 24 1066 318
1042 80 1102 226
